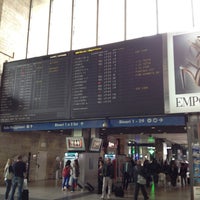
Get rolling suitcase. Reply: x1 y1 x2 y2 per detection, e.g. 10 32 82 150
22 189 29 200
114 183 124 197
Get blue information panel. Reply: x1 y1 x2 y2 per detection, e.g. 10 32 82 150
1 115 185 132
1 119 105 132
110 116 186 127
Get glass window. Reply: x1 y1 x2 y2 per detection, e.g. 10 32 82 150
72 0 97 50
49 0 72 54
0 1 29 60
157 0 193 33
98 0 125 45
126 0 157 40
25 0 197 56
192 0 200 29
27 0 50 58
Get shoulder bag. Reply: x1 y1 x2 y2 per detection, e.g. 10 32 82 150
137 174 146 185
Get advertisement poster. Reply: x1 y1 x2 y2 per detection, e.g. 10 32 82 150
192 144 200 185
168 32 200 113
193 186 200 200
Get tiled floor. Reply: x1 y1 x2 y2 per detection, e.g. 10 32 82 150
0 179 191 200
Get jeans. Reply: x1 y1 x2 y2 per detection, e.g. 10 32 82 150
71 177 78 191
122 172 130 190
4 179 12 200
181 175 187 186
62 176 70 189
9 176 24 200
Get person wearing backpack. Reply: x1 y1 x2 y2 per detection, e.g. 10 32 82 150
62 160 72 191
4 158 14 200
71 159 80 192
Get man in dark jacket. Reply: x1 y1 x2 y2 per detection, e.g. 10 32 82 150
100 158 114 199
9 155 26 200
121 157 133 190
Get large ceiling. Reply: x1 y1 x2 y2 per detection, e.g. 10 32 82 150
151 133 188 145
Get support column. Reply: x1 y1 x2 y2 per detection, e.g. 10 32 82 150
187 114 200 200
155 138 164 162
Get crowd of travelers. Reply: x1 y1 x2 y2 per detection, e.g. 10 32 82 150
3 154 189 200
120 157 189 189
98 156 189 199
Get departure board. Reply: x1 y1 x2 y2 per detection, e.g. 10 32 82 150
71 35 164 119
0 53 71 123
0 34 165 124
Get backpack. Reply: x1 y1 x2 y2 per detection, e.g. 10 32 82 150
62 166 70 177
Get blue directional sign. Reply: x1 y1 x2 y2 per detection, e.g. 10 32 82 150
110 116 186 127
2 119 105 132
1 115 185 132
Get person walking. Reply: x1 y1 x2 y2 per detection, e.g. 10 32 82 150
62 160 72 191
169 160 179 187
121 157 132 190
179 162 187 187
133 160 149 200
143 159 152 188
100 158 114 199
98 160 104 194
71 159 80 192
55 157 61 180
149 158 161 187
4 158 14 200
9 155 27 200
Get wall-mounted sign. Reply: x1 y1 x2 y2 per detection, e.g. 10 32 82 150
66 137 85 151
1 115 185 132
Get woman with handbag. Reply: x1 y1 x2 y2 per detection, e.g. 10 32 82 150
133 160 149 200
4 158 14 200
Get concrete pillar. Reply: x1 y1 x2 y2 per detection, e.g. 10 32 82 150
155 138 164 162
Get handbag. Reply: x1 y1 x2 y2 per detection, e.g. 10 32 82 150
137 174 146 185
4 167 13 180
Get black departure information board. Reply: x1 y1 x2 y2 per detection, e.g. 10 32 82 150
71 35 164 119
0 53 71 123
0 34 164 124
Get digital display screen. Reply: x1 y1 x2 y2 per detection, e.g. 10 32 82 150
0 35 164 124
71 35 164 118
0 53 71 123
